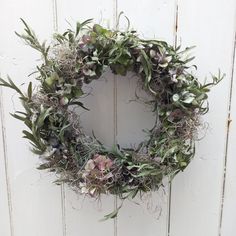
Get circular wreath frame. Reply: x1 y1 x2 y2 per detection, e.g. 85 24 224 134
0 17 222 217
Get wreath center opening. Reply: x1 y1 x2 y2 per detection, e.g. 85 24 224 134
77 70 156 149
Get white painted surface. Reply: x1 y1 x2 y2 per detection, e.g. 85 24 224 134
0 1 64 236
116 1 176 235
0 1 235 236
0 88 11 236
56 1 115 235
169 1 236 236
220 29 236 236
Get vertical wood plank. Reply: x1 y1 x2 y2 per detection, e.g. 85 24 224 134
220 26 236 236
56 1 116 235
169 0 236 236
0 89 11 236
116 1 176 235
0 1 64 235
0 1 235 236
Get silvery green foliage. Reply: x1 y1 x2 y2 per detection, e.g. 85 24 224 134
0 17 223 218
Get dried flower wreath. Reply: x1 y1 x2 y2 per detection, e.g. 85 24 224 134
0 17 223 219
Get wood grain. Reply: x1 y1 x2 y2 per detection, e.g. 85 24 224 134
56 1 115 235
116 1 176 235
0 1 64 235
169 0 236 235
220 24 236 236
0 0 235 235
0 89 11 236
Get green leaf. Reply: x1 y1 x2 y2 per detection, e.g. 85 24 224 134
16 19 50 64
10 113 26 121
75 18 93 37
72 87 84 97
45 72 59 86
140 50 152 85
100 205 122 221
178 46 196 55
59 123 71 141
22 130 40 148
0 77 25 97
31 148 45 155
37 163 51 170
36 106 52 128
69 101 90 111
27 82 32 99
93 24 105 34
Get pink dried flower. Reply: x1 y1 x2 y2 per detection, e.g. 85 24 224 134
93 154 113 171
81 35 91 44
80 154 115 196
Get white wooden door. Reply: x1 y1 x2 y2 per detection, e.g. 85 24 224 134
0 1 235 236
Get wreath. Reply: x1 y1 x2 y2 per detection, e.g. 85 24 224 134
0 17 222 219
